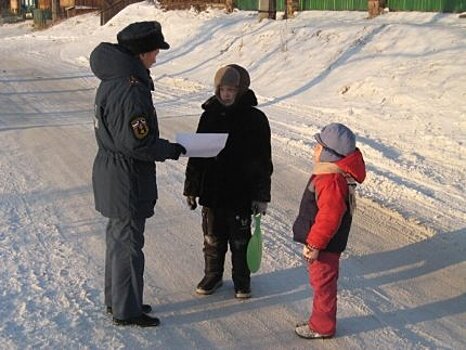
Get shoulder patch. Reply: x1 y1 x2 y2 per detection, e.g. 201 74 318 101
130 116 149 140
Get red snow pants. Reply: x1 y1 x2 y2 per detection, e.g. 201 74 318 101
308 251 341 335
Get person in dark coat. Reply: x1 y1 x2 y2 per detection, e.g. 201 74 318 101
293 123 366 339
183 64 273 299
90 21 186 327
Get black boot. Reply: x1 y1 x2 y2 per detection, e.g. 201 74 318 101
231 232 251 299
234 288 251 299
196 275 223 295
106 304 152 315
113 313 160 327
233 273 251 299
197 219 227 295
196 236 224 295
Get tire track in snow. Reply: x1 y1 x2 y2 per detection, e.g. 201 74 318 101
258 98 465 233
1 39 464 347
153 79 462 349
0 135 109 348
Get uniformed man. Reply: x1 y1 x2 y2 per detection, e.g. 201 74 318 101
90 21 186 327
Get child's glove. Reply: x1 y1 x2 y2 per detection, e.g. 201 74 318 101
252 201 268 215
186 196 197 210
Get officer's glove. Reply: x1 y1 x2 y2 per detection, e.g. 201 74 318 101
252 201 268 215
186 196 197 210
169 143 187 160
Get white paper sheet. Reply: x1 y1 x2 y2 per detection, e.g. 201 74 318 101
176 133 228 157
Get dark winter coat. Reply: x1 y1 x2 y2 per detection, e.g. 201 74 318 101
183 90 273 211
90 43 178 219
293 150 366 252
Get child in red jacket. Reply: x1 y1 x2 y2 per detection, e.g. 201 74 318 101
293 123 366 339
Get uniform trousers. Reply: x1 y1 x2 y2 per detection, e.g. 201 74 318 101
105 217 146 320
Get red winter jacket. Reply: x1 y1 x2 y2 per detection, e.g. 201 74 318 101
306 149 366 250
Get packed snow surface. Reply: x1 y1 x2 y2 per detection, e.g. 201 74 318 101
0 3 465 349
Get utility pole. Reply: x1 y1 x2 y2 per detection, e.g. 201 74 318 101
225 0 234 13
268 0 276 19
258 0 276 21
52 0 59 22
368 0 384 17
284 0 298 19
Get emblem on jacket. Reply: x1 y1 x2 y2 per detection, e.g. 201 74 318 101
131 116 149 139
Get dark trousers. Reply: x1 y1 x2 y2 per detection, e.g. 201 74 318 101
105 217 146 320
201 207 251 289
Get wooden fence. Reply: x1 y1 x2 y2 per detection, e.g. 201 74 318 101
100 0 139 24
235 0 466 12
158 0 226 11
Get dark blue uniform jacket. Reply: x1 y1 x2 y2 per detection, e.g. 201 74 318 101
90 43 175 218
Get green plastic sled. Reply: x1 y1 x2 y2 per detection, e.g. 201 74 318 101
247 214 262 273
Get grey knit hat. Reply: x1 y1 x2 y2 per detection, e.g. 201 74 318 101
314 123 356 162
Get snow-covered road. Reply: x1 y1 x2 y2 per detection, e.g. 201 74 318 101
1 30 465 348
